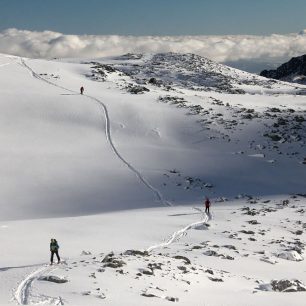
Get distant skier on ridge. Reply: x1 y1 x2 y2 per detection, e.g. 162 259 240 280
80 86 84 95
50 238 61 265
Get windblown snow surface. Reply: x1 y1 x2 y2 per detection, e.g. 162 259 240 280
0 52 306 305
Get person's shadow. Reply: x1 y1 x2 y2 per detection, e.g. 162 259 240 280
60 94 79 95
0 263 44 271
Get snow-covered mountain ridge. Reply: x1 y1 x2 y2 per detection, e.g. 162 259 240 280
92 52 305 94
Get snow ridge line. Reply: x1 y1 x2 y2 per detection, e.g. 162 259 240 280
147 209 210 252
19 58 170 207
14 266 49 305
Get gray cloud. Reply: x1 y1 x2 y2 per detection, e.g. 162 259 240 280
1 28 306 69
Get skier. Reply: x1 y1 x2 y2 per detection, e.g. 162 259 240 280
204 197 211 214
50 238 61 265
80 86 84 95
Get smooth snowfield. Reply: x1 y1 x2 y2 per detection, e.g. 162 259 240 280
0 52 305 305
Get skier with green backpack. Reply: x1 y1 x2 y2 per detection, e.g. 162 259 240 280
50 238 61 265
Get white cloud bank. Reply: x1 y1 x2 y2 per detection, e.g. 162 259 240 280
1 28 306 68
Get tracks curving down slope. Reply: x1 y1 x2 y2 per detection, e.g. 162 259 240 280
147 208 211 252
15 266 49 305
19 58 170 206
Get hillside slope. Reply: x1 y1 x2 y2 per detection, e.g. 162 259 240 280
0 52 305 221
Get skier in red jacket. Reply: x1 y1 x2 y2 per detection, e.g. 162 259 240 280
204 197 211 214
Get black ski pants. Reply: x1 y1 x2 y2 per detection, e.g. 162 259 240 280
51 250 60 263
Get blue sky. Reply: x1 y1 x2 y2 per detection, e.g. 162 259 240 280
0 0 305 35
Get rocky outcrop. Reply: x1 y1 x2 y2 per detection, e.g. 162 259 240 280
39 275 68 284
260 55 306 84
258 279 306 292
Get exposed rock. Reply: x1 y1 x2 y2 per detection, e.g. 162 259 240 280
101 252 114 263
141 293 157 298
116 53 143 60
239 230 255 235
277 250 304 261
260 54 306 85
172 255 191 265
247 220 260 225
264 133 282 142
139 268 154 276
204 250 234 260
102 252 126 268
39 275 68 284
124 250 149 257
204 250 218 257
208 277 224 282
222 245 237 250
165 296 179 302
148 77 164 87
271 279 306 292
81 291 91 296
81 250 92 256
96 293 106 299
126 84 150 94
87 62 118 82
241 207 259 216
260 257 277 265
177 266 188 273
148 262 163 271
191 245 203 250
103 260 126 269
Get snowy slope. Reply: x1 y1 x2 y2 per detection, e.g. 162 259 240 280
0 52 305 305
2 197 306 306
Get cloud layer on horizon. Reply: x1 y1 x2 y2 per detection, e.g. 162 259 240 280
1 28 306 67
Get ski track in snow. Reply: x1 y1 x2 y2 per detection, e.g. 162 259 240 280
87 94 171 206
14 266 50 305
147 208 210 252
19 58 170 207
